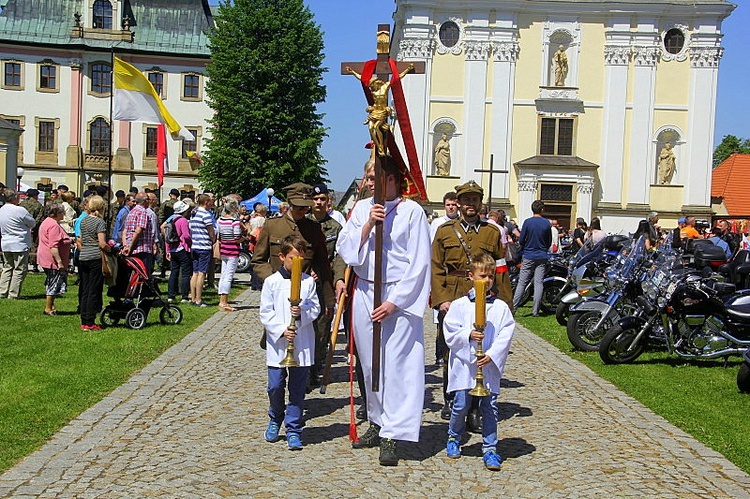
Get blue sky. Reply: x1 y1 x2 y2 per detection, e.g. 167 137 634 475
211 1 748 193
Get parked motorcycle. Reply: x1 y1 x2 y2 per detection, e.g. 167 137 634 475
600 252 750 364
566 236 650 351
555 235 628 326
236 239 253 273
738 348 750 394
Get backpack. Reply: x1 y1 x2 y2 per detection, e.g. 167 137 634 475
164 217 180 245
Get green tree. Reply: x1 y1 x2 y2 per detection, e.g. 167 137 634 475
713 134 750 167
201 0 328 197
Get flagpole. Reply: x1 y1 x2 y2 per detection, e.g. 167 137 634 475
107 46 115 238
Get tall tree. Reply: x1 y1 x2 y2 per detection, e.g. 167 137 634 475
713 134 750 167
201 0 328 197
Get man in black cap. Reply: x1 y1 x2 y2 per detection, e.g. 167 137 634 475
19 189 44 272
306 183 346 388
251 183 335 310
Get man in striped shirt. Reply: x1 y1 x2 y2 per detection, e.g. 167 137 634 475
189 194 216 307
122 193 156 274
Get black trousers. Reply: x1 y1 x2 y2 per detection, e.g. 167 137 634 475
79 258 104 326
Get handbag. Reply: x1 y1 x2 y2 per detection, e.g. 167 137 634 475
101 250 118 285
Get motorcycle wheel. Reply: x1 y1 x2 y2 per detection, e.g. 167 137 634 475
555 302 570 327
236 251 252 273
738 363 750 394
540 281 565 314
599 324 646 364
566 311 610 351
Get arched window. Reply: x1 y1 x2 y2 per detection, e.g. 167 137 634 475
93 0 113 29
90 118 111 155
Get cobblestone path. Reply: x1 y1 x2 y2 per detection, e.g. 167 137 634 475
1 287 749 497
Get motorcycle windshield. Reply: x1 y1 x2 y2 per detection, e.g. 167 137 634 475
609 235 647 281
571 238 604 270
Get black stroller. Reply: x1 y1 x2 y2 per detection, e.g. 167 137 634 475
100 255 182 329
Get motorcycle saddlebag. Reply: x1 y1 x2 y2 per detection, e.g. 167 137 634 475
604 234 629 251
694 244 728 269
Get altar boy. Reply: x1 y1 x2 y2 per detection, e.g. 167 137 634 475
443 253 515 470
259 235 320 450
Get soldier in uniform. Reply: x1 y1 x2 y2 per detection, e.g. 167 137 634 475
306 183 346 388
251 183 335 312
19 189 44 272
431 180 514 429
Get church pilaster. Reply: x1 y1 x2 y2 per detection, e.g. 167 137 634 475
462 39 491 183
489 36 518 203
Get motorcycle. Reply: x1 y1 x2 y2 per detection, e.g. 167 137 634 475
739 348 750 394
555 235 628 326
600 253 750 364
236 239 253 273
566 236 650 351
509 252 569 314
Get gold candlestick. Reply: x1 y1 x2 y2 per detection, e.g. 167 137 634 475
280 256 303 368
279 298 300 368
469 280 490 397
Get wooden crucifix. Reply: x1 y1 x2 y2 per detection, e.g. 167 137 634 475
474 154 509 212
341 24 424 392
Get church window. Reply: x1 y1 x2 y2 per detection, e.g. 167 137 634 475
90 62 112 94
439 21 460 48
93 0 113 29
4 62 21 87
540 118 574 156
182 73 201 100
664 29 685 55
182 128 199 158
90 117 111 155
145 127 158 157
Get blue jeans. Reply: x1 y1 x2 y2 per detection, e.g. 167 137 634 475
448 389 498 453
168 250 192 300
267 366 309 436
513 258 547 315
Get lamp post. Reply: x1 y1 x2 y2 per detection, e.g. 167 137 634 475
16 167 24 192
267 187 274 214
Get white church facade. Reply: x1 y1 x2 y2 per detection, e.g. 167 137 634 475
391 0 735 232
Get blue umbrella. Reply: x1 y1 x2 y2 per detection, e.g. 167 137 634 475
241 188 282 212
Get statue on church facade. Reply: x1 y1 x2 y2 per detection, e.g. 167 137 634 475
657 142 676 185
433 133 451 176
554 45 568 86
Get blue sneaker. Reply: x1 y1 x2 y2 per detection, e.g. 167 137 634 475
483 450 502 470
446 437 461 459
287 433 303 450
264 421 280 442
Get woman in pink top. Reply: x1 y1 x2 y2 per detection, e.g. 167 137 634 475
217 197 244 311
37 203 71 315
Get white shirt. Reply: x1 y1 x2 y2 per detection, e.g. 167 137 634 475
430 214 458 241
328 209 346 226
550 225 560 253
260 271 320 367
0 203 36 252
443 295 515 394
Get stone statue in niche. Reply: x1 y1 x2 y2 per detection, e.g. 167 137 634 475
553 45 568 87
657 142 676 185
433 133 451 176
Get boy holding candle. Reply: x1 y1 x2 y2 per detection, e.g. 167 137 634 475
259 235 320 450
442 253 515 470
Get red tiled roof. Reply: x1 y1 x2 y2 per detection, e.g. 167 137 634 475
712 153 750 216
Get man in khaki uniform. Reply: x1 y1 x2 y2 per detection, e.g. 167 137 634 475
251 183 335 311
19 189 44 272
431 180 514 427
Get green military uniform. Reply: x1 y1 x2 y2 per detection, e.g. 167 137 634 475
250 183 335 308
159 194 179 224
19 196 43 227
20 192 44 271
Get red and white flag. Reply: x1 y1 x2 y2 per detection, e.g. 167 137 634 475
156 124 168 187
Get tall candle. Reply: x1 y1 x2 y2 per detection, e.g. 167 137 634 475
474 279 486 327
290 256 303 302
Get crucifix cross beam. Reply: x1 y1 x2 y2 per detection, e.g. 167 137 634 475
474 154 509 212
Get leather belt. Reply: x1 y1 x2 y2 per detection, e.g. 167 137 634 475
446 270 470 278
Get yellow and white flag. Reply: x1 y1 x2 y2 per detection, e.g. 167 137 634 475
113 57 194 141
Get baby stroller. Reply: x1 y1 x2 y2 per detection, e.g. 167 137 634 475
101 255 182 329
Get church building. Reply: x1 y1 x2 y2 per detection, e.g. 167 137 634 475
0 0 214 199
392 0 735 232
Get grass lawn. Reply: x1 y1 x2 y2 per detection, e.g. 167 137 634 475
516 306 750 475
0 272 243 472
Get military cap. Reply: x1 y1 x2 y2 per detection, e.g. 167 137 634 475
169 188 180 197
115 190 126 197
454 180 483 199
284 182 314 207
26 188 39 197
312 183 329 196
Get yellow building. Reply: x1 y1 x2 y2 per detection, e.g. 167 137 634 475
392 0 735 232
